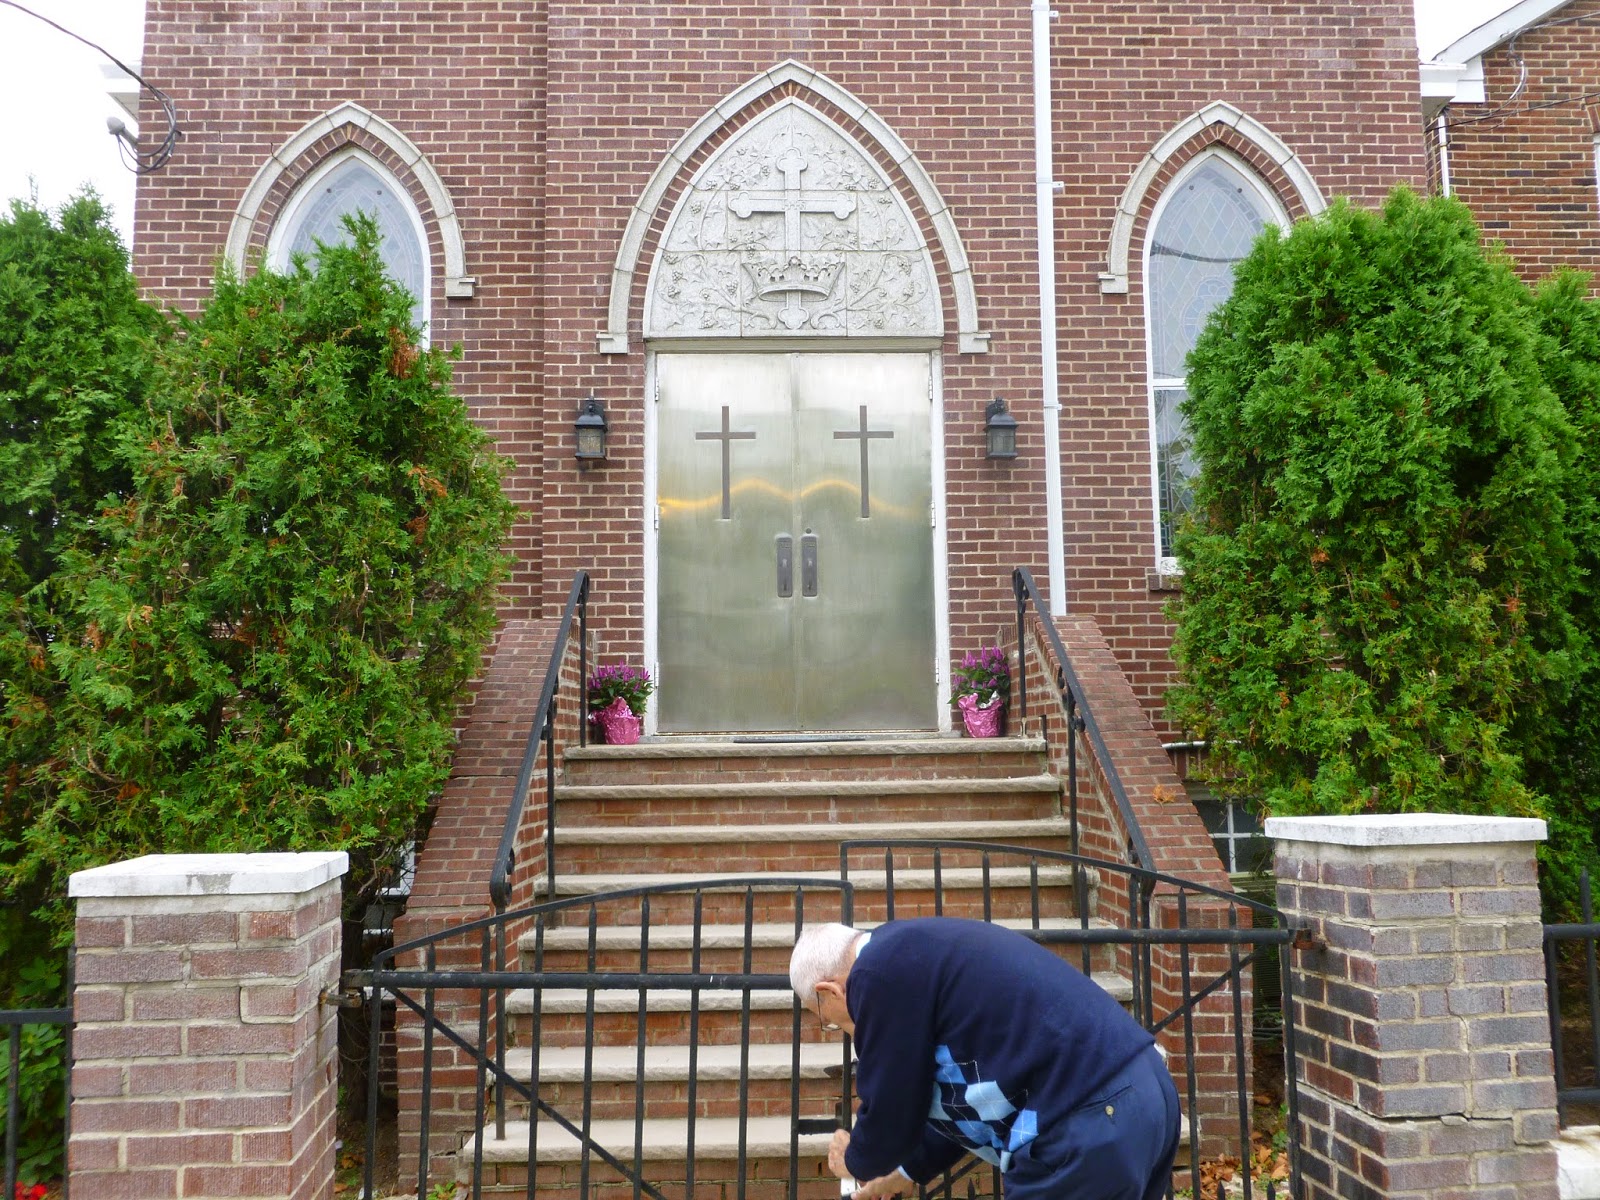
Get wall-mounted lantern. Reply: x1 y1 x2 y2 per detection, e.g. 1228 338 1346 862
985 397 1018 460
574 393 608 465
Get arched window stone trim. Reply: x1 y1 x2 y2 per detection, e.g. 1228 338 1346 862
1101 101 1325 295
225 101 474 298
599 59 988 355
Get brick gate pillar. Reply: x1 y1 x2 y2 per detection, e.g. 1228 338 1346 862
67 852 346 1200
1266 814 1560 1200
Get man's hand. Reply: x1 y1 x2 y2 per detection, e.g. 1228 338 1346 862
850 1172 909 1199
828 1128 852 1180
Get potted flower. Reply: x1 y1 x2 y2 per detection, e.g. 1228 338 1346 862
587 662 655 745
950 644 1010 738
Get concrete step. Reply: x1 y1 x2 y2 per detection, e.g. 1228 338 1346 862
465 1115 831 1164
555 775 1061 827
505 969 1134 1019
504 1040 843 1083
531 864 1095 926
552 816 1078 875
561 735 1049 787
493 1042 848 1122
463 1113 1192 1164
519 913 1112 956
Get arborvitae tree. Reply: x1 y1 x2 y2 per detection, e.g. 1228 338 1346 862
0 192 163 1181
1523 272 1600 909
1 193 163 969
8 215 516 938
1169 191 1583 865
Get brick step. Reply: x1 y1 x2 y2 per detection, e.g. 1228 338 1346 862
503 970 1135 1046
460 1115 1188 1199
533 865 1094 925
495 1043 846 1121
554 776 1061 827
552 816 1077 875
459 1117 846 1200
561 736 1048 787
517 916 1122 975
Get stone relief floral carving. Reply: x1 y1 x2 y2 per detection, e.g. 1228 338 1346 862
645 100 942 339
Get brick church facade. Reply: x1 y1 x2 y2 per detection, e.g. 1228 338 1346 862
123 3 1442 1188
129 0 1428 748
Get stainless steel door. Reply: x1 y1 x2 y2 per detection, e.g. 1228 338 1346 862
656 353 936 732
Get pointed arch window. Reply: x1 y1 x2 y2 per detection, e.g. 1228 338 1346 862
1145 151 1286 569
269 150 430 335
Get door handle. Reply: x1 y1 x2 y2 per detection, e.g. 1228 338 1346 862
776 535 793 598
801 533 818 597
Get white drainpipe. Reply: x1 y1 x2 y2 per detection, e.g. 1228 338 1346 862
1032 0 1067 615
1435 110 1452 197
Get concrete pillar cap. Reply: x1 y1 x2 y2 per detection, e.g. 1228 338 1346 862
1264 813 1546 847
68 851 349 898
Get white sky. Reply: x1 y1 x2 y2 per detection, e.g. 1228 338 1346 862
0 0 1530 257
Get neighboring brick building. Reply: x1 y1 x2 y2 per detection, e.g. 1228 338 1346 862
129 1 1428 752
1423 0 1600 282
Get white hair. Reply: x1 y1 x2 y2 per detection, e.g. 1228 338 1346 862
790 922 861 1000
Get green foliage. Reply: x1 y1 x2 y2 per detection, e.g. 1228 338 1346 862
2 214 515 943
1169 191 1583 846
0 193 161 585
0 195 162 999
1522 272 1600 909
0 954 68 1184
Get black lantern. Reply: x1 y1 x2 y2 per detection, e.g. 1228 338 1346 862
985 397 1018 460
574 393 608 464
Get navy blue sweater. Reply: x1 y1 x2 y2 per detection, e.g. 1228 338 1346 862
842 917 1154 1183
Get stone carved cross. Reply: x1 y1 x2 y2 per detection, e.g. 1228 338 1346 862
731 146 856 252
833 404 894 518
695 404 757 520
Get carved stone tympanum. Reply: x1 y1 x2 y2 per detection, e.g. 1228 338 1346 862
644 99 942 340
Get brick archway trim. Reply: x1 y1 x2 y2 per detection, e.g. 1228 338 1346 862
223 101 475 298
597 58 989 355
1099 100 1326 295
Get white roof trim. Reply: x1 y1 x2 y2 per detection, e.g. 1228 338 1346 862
1435 0 1572 66
1422 0 1572 107
598 59 989 355
1100 101 1325 295
224 102 475 298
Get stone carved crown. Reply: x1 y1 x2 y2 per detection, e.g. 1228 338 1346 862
745 253 843 301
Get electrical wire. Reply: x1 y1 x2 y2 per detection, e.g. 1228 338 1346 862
1433 12 1600 134
0 0 181 174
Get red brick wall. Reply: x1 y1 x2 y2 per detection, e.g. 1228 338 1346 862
132 1 1427 733
1434 0 1600 285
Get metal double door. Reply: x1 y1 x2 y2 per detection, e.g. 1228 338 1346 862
656 352 936 733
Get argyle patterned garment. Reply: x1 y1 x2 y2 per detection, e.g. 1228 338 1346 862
926 1045 1039 1170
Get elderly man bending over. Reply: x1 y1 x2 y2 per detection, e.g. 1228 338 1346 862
791 917 1179 1200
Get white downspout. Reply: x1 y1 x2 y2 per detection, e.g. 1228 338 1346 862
1435 110 1452 197
1033 0 1067 616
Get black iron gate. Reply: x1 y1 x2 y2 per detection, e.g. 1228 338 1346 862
349 845 1303 1200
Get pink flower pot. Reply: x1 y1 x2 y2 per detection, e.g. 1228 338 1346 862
591 696 643 745
957 692 1005 738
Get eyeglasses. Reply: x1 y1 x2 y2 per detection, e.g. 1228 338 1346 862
815 986 842 1034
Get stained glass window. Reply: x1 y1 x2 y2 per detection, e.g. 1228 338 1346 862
274 154 428 333
1147 155 1282 563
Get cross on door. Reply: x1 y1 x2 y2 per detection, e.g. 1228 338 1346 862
834 404 894 518
695 405 757 520
731 146 856 251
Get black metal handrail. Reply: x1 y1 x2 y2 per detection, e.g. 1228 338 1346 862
1545 868 1600 1124
1012 566 1155 873
488 570 590 916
